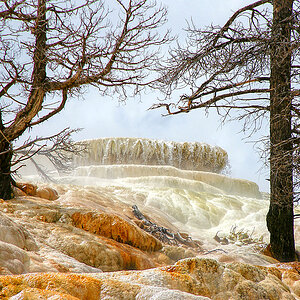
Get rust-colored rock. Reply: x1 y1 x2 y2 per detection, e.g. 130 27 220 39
152 258 294 299
0 273 102 299
15 183 37 196
1 258 297 300
71 211 162 252
272 261 300 298
13 187 27 197
36 187 59 200
96 235 156 270
15 182 59 200
8 287 79 300
0 272 146 300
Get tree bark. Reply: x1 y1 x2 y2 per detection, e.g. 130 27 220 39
0 142 13 200
267 0 296 262
0 110 13 200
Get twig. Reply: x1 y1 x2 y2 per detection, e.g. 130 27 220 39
203 249 228 255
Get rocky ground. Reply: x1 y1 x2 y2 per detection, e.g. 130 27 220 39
0 182 299 299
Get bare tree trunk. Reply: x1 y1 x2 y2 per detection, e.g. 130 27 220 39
0 0 47 200
0 111 13 200
0 143 13 200
267 0 296 262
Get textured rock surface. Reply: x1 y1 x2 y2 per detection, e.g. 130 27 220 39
0 194 160 273
0 183 298 299
0 258 297 300
273 262 300 298
71 211 162 252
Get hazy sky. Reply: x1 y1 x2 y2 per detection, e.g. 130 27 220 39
26 0 270 192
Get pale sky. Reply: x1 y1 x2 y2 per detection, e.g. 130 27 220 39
24 0 270 192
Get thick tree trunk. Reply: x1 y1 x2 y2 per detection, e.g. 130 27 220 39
0 135 13 200
0 109 13 200
267 0 296 262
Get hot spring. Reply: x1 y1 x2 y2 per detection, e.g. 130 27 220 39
18 137 300 261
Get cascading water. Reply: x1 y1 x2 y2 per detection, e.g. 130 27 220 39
73 137 228 173
19 137 300 262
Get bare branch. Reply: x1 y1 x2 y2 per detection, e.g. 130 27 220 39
30 89 67 126
0 0 35 21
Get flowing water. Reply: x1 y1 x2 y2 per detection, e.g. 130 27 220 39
19 137 300 263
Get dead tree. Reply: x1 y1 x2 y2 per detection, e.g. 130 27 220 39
0 0 170 199
13 128 86 182
151 0 299 262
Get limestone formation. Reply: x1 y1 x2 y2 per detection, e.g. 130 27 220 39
74 137 228 173
71 211 162 252
0 258 298 299
0 182 298 299
273 262 300 297
0 195 160 273
9 134 300 299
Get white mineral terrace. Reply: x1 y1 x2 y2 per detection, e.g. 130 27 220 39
73 137 228 173
18 137 300 258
